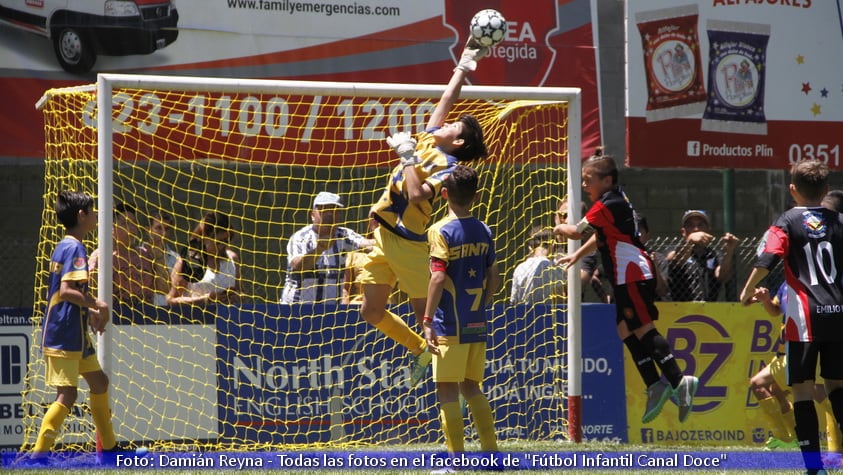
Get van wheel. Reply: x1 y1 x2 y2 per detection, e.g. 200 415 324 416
52 27 96 74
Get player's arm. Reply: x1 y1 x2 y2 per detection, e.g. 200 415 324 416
59 279 109 332
556 234 596 269
484 261 501 308
423 257 448 356
428 38 487 129
739 267 770 307
554 218 594 243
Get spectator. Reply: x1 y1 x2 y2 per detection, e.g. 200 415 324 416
90 203 151 304
666 209 739 301
168 211 240 305
139 212 179 306
510 226 565 305
281 192 373 304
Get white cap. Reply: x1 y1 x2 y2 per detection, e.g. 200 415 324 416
313 191 343 208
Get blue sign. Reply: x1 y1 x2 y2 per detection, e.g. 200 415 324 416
214 303 626 445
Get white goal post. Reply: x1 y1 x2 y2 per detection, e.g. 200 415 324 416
92 73 584 443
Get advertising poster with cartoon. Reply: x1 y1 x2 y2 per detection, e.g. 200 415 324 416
626 1 843 169
0 0 600 160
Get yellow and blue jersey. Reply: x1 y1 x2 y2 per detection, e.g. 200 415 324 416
43 236 95 359
371 128 457 241
428 215 496 343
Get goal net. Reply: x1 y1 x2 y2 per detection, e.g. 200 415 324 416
24 74 582 452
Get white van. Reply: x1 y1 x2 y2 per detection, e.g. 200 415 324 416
0 0 178 73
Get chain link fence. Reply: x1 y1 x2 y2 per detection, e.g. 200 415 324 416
584 234 782 303
2 233 779 309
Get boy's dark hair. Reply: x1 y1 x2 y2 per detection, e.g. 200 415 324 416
443 165 479 206
822 189 843 213
527 225 553 251
197 211 230 238
583 146 618 185
790 159 829 202
153 211 175 227
453 114 488 161
114 202 136 220
55 190 94 230
181 211 232 283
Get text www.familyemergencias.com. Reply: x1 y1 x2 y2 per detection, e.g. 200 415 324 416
225 0 401 17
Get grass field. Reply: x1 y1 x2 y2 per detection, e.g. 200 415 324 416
5 439 841 474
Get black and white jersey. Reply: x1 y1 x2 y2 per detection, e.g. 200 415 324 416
756 206 843 342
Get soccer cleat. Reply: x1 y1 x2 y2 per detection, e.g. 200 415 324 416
409 350 432 387
18 454 51 467
765 436 799 450
642 380 672 423
674 375 699 423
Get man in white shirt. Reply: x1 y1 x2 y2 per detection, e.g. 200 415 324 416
281 192 374 304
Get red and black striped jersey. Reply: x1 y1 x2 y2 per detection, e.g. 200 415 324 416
755 206 843 342
583 187 654 286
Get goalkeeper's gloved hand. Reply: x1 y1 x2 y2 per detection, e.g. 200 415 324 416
455 37 489 72
386 131 419 167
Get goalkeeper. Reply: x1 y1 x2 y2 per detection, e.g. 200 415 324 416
359 39 490 387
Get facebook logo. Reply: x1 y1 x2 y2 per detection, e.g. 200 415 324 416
687 141 701 157
0 335 28 395
641 428 654 443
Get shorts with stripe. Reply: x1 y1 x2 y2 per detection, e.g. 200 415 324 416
613 279 658 330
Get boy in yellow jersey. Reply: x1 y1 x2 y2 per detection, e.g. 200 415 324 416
27 191 116 464
359 39 490 386
423 165 500 460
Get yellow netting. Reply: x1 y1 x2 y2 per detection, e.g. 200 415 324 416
24 80 570 451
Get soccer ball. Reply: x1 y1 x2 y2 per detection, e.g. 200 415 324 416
469 9 507 47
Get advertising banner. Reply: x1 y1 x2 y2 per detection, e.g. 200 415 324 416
626 302 786 446
0 0 600 160
216 303 627 445
0 308 33 449
626 1 843 169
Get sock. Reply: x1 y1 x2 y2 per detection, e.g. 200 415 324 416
640 330 683 388
783 401 797 441
33 401 70 453
622 335 660 387
89 392 116 450
816 400 829 449
759 396 793 441
819 397 842 453
466 393 498 452
440 401 464 453
794 400 823 470
373 310 425 354
827 389 843 454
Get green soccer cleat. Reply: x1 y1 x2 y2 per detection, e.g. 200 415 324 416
675 375 699 423
642 380 672 423
409 350 432 387
765 436 799 450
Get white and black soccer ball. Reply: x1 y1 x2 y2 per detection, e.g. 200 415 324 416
469 9 507 47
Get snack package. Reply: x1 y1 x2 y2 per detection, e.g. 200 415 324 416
701 19 771 135
635 4 707 122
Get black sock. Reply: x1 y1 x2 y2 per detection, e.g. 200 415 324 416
623 335 660 387
793 400 823 471
640 329 683 388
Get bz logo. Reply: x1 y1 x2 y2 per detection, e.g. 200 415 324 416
666 315 732 413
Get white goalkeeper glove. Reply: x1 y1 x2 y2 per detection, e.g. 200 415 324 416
386 131 419 167
455 37 489 72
